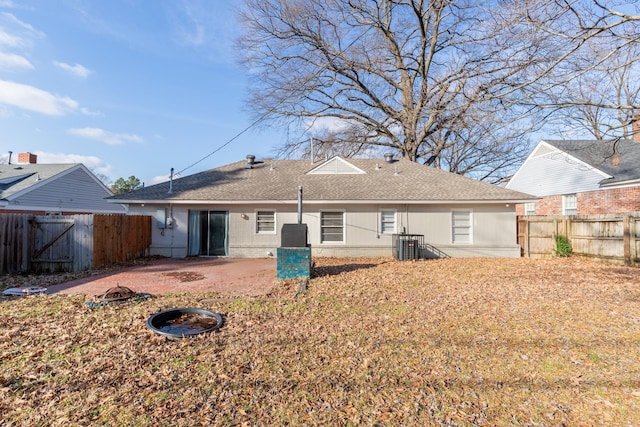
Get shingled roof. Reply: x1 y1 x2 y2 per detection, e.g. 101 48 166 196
0 163 78 200
542 139 640 185
110 157 534 204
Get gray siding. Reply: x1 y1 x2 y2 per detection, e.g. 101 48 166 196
129 202 520 259
12 168 125 213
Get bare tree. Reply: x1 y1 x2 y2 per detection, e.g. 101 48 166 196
521 1 640 139
544 43 640 140
237 0 640 181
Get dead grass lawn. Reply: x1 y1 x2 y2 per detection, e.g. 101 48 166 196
1 257 639 426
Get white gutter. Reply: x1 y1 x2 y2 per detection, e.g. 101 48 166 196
600 178 640 189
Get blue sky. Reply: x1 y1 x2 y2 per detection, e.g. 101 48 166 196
0 0 285 185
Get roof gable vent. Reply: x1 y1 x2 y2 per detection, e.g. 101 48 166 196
306 156 366 175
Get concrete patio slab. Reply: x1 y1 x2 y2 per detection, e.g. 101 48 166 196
48 257 277 297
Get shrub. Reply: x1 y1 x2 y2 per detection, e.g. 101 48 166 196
555 234 572 257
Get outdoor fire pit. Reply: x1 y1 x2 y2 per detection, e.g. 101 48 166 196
146 308 224 338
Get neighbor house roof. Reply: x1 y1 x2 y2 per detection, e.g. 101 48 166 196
109 157 535 204
0 163 125 213
542 139 640 186
0 163 79 201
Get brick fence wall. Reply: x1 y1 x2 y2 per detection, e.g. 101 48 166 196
517 187 640 215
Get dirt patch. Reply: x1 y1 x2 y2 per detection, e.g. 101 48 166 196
158 271 205 282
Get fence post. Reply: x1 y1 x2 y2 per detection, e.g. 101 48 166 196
552 218 558 254
623 215 631 266
632 217 638 266
524 218 530 258
21 215 30 272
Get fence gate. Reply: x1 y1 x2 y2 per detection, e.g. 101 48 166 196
1 213 150 274
30 216 76 273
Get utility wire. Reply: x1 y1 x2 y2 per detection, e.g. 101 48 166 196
175 19 372 177
176 111 273 176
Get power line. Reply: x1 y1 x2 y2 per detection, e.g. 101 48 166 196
175 19 372 177
176 112 272 176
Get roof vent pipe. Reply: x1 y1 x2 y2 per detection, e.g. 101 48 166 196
246 154 255 165
297 186 303 224
384 153 394 163
7 151 12 165
168 167 174 194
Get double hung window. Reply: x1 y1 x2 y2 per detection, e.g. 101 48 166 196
452 210 472 244
320 211 344 242
380 210 396 234
256 210 275 233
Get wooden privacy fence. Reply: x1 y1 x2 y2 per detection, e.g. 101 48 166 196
518 214 640 266
0 213 151 274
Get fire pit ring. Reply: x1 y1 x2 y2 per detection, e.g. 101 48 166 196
146 308 224 338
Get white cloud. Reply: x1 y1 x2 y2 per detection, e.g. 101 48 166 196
174 1 208 47
34 151 114 177
0 29 21 47
171 1 236 63
68 127 144 145
304 116 353 134
0 51 32 70
53 61 93 78
0 79 79 115
79 107 101 116
149 174 170 185
0 13 44 52
148 171 182 185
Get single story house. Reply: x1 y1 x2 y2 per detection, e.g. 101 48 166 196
0 152 125 215
108 155 536 259
506 139 640 215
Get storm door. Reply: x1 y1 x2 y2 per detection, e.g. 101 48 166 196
188 210 228 256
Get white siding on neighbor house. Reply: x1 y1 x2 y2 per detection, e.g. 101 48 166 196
129 202 521 259
11 168 125 213
506 148 608 197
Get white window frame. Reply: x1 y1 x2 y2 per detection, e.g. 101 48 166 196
255 210 276 234
524 202 536 216
451 209 473 244
562 194 577 215
320 210 345 244
380 209 397 234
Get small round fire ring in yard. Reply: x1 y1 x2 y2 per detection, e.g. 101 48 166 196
146 308 224 338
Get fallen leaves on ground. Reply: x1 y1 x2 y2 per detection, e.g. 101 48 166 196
1 256 639 426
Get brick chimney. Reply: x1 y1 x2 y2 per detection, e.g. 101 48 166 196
633 116 640 143
17 152 37 164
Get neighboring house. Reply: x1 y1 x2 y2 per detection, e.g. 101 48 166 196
108 155 535 259
506 139 640 215
0 152 126 215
